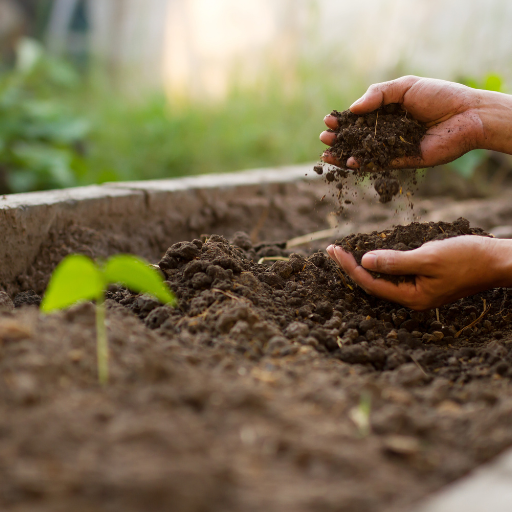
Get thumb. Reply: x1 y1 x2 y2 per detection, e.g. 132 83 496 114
361 250 423 275
350 75 420 114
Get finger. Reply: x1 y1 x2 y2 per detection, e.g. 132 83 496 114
333 247 420 305
361 249 426 275
320 131 337 146
346 156 359 169
321 152 344 167
389 155 425 169
326 244 338 264
332 247 373 291
350 75 420 114
324 115 339 130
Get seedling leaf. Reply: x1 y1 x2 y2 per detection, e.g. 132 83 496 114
41 254 103 312
103 255 176 305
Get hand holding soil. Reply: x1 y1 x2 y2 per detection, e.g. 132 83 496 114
327 234 512 310
320 75 501 169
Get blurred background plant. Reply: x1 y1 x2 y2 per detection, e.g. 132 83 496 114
0 38 88 193
0 0 512 194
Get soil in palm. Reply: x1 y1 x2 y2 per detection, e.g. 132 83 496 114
336 217 491 284
316 103 427 204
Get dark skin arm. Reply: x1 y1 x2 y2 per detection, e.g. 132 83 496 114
319 75 512 169
327 237 512 310
322 76 512 309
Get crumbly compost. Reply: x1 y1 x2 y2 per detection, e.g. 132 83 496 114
3 230 512 512
337 217 491 285
317 103 427 204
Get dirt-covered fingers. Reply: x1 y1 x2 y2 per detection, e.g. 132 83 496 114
320 114 341 147
324 114 339 129
326 244 337 262
330 247 385 292
350 76 421 114
388 155 425 170
327 245 356 275
321 153 360 169
321 152 345 167
330 247 374 292
346 156 359 169
320 131 337 146
328 246 421 306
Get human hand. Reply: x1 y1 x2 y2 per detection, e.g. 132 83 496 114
320 75 485 170
326 236 512 310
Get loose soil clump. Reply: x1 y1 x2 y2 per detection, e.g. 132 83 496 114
337 217 491 284
318 103 427 204
3 229 512 511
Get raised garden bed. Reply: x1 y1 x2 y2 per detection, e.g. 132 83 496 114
2 167 512 512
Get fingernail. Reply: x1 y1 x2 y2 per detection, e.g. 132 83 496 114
334 246 347 261
362 253 377 269
349 95 365 109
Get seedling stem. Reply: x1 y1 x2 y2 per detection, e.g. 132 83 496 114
96 293 108 385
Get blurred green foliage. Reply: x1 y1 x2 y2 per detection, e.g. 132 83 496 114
1 38 508 194
0 39 356 193
459 73 504 93
0 39 89 193
81 71 356 184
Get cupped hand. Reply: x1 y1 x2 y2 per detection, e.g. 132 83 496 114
320 75 485 170
326 236 510 310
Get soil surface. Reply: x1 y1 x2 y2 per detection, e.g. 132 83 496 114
3 229 512 512
337 217 491 284
319 103 427 204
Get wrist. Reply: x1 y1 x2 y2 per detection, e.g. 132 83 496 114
473 89 512 154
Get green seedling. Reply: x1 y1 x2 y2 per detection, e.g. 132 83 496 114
41 254 176 385
349 392 372 438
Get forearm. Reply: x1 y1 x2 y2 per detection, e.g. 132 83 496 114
475 90 512 154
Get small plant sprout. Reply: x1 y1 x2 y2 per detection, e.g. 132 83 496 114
349 392 372 437
41 254 176 385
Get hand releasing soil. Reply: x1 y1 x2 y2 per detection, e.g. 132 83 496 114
328 103 427 170
318 103 427 203
4 230 512 512
337 217 491 284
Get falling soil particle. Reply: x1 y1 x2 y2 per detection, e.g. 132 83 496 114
4 230 512 512
319 103 427 204
337 217 491 284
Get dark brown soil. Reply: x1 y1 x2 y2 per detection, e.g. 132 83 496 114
3 228 512 512
327 103 427 170
337 217 491 284
319 103 427 204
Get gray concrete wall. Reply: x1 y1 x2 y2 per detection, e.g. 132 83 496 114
0 165 324 294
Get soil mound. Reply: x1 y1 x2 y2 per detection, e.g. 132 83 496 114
4 230 512 511
317 103 427 204
336 217 491 284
